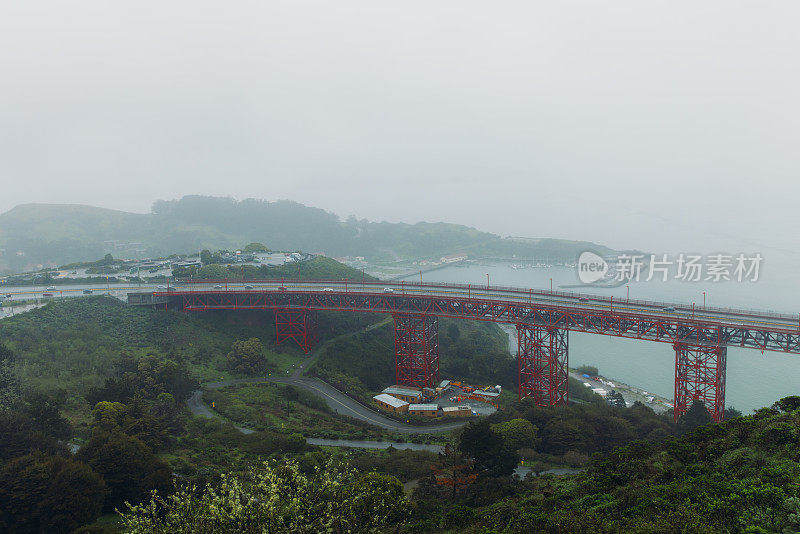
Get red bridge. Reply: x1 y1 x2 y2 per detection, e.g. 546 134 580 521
129 279 800 422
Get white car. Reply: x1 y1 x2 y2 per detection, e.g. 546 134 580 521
157 285 167 290
46 286 56 291
383 287 394 293
323 287 334 292
662 306 676 312
213 285 223 289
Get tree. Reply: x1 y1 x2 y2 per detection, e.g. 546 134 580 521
676 400 713 435
243 242 270 253
227 338 265 374
541 418 587 454
199 249 213 265
771 396 800 413
16 390 71 440
120 459 411 533
431 444 478 499
135 355 197 401
0 453 105 534
493 418 538 450
91 401 131 432
725 406 743 420
459 420 519 477
77 431 171 511
0 343 19 407
576 365 599 376
607 390 626 408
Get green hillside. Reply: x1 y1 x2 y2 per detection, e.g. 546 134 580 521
0 196 614 272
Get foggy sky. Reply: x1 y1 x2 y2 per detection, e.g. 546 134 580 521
1 1 798 254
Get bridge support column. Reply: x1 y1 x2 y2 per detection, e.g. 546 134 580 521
393 314 439 388
275 308 318 354
517 324 568 406
674 342 726 422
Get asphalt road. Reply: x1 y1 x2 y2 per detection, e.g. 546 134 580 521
187 320 467 434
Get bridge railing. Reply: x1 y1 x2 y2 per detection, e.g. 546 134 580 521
173 278 798 322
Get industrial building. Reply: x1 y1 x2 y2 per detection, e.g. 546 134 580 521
408 403 440 417
373 393 409 414
382 385 422 403
442 406 472 417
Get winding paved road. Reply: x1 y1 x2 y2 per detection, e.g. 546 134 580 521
187 320 468 434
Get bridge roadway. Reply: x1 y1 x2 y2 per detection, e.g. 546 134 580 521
126 279 800 423
134 279 800 353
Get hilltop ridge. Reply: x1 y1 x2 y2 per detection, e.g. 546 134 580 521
0 196 614 272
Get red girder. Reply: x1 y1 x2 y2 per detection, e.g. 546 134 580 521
172 290 793 350
393 313 439 388
275 308 318 353
674 340 726 422
518 324 568 406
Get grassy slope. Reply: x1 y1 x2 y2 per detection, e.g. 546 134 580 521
0 297 307 403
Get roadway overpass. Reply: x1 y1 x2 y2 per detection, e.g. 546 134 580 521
128 279 800 422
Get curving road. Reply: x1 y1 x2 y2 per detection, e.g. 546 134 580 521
187 320 468 434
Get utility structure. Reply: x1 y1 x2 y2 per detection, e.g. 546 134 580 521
133 279 800 423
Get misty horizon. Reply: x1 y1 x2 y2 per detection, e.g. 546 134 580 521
2 1 799 254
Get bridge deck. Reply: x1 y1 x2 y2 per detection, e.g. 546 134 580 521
128 279 800 354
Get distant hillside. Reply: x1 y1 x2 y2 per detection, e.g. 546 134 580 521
0 196 614 272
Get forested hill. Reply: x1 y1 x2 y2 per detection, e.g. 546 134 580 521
0 196 613 271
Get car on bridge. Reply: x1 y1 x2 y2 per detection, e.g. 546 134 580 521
662 306 676 312
213 284 223 289
383 287 394 293
244 285 254 290
83 289 93 294
323 287 334 292
46 286 56 291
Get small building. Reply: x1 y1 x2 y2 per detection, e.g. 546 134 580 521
442 406 472 418
408 404 440 418
439 253 468 263
373 394 409 414
382 386 422 403
472 390 501 400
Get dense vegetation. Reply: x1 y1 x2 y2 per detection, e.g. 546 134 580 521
0 196 613 271
2 259 796 532
416 398 800 533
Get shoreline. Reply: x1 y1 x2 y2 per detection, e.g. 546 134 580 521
499 325 672 414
